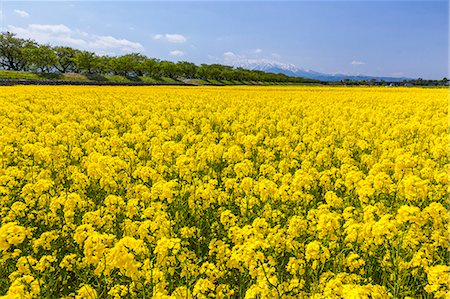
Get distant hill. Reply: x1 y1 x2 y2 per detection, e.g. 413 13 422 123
227 60 411 82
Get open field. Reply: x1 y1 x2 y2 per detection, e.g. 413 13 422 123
0 86 448 298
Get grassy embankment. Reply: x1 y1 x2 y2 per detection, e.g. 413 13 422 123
0 70 304 86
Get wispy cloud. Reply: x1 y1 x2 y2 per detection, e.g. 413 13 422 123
90 36 144 52
25 24 71 34
169 50 184 57
153 33 187 43
253 48 263 54
223 51 237 60
271 53 281 59
351 60 366 65
221 51 297 71
216 35 233 42
14 9 29 18
7 24 144 53
223 51 269 65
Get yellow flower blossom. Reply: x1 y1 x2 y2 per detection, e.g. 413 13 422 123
0 86 447 298
0 275 40 299
0 222 28 251
76 284 98 299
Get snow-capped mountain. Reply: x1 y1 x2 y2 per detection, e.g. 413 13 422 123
232 59 302 73
227 59 320 76
227 59 408 82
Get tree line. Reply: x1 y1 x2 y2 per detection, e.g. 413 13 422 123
331 77 450 87
0 31 319 83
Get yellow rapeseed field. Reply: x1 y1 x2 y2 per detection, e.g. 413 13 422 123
0 86 448 298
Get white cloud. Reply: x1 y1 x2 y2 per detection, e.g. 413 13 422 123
223 51 236 59
166 34 186 43
7 24 144 53
8 24 87 48
14 9 29 18
29 24 72 34
351 60 366 65
169 50 184 57
254 48 263 54
153 33 187 43
90 35 144 52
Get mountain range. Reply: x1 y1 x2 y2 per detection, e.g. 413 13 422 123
229 59 410 82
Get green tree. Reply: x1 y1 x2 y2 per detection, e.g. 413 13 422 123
196 64 209 80
203 64 223 80
0 31 35 71
95 55 113 75
110 53 146 77
24 44 57 72
53 46 79 73
220 69 235 81
159 60 179 79
140 57 160 78
176 61 198 79
74 51 98 74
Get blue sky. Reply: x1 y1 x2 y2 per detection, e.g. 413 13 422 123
1 1 448 79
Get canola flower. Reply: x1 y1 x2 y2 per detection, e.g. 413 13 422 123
0 85 448 298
